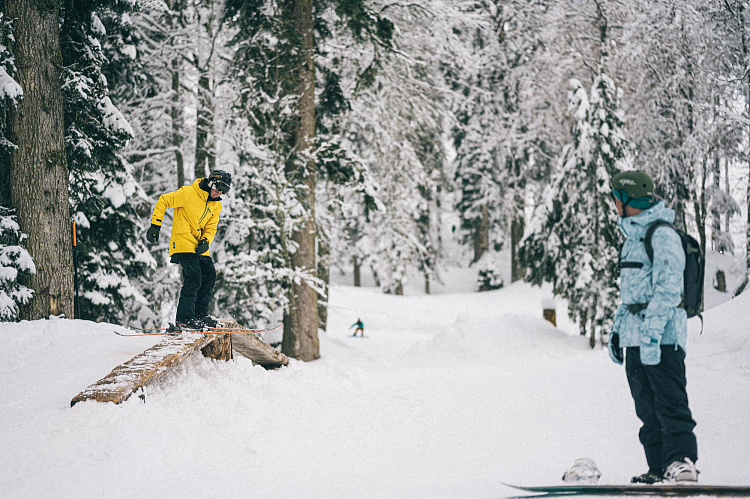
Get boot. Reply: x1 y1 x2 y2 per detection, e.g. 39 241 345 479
664 458 698 483
631 469 663 484
197 315 221 328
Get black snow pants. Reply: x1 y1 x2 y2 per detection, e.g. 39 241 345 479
172 254 216 323
625 345 698 472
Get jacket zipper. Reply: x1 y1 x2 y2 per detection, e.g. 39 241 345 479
198 199 210 225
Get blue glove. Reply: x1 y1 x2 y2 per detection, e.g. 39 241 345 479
640 332 662 365
608 333 623 365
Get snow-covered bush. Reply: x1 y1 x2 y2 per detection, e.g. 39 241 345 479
0 207 35 321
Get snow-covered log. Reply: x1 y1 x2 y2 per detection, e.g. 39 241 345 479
70 333 227 406
226 320 289 368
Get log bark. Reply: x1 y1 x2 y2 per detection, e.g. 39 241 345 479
6 0 74 320
227 318 289 369
201 333 232 360
71 333 220 406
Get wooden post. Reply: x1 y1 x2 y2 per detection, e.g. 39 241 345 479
715 270 727 293
542 297 556 327
543 308 557 327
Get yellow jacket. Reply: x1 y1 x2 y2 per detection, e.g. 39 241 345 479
150 179 223 256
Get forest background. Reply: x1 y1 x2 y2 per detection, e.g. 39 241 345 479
1 0 748 360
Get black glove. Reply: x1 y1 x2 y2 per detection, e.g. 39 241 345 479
146 224 160 244
195 238 209 254
608 332 624 365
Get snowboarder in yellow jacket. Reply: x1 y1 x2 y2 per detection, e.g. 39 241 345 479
146 170 232 330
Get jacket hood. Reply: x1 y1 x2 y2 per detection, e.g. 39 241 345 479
617 200 675 239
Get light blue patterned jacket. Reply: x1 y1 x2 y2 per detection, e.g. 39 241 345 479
611 201 687 365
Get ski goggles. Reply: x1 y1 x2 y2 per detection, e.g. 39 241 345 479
211 180 231 194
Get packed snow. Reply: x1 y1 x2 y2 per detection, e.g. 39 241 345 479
1 269 749 498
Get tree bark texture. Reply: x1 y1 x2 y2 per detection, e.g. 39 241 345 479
171 57 185 187
6 0 74 320
317 233 329 333
194 71 215 177
473 203 489 263
738 0 750 277
353 256 361 287
281 0 319 361
167 0 185 187
510 213 525 282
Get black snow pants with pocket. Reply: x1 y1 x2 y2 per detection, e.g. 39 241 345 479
172 254 216 323
625 345 698 473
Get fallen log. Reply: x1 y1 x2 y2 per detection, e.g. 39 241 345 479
71 333 227 406
225 319 289 368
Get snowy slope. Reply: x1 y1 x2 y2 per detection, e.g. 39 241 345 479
1 281 749 498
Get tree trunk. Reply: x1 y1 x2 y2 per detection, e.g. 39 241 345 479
171 58 185 187
168 1 185 187
473 203 489 263
317 233 329 333
6 0 74 320
370 264 381 287
711 150 721 253
694 158 708 255
738 0 750 277
195 71 215 177
281 0 319 361
353 256 361 287
510 213 525 282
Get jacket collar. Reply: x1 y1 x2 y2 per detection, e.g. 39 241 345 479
617 200 675 238
195 178 222 202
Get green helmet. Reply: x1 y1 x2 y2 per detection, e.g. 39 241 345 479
611 170 654 209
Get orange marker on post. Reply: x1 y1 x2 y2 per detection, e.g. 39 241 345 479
72 221 79 319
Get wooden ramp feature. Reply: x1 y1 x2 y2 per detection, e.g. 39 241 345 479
71 319 287 407
225 320 289 368
71 332 229 407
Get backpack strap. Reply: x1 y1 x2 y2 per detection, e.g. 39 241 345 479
644 220 674 262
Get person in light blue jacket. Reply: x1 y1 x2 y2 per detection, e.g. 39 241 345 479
609 170 698 484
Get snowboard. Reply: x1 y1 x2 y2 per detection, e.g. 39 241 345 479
503 483 750 497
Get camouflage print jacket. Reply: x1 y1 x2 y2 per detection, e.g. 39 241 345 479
611 201 687 365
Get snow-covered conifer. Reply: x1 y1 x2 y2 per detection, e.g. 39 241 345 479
522 75 628 343
0 13 22 196
61 6 154 323
0 207 34 321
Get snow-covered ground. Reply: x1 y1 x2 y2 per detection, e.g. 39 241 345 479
1 274 749 498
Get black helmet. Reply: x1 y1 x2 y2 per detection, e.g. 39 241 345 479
611 170 653 209
208 169 232 194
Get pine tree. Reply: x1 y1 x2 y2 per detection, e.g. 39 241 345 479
61 6 154 323
0 207 35 321
222 0 393 358
0 12 22 207
451 0 559 290
522 75 628 344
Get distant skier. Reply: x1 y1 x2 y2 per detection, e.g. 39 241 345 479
609 170 698 484
145 170 232 331
350 318 364 337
